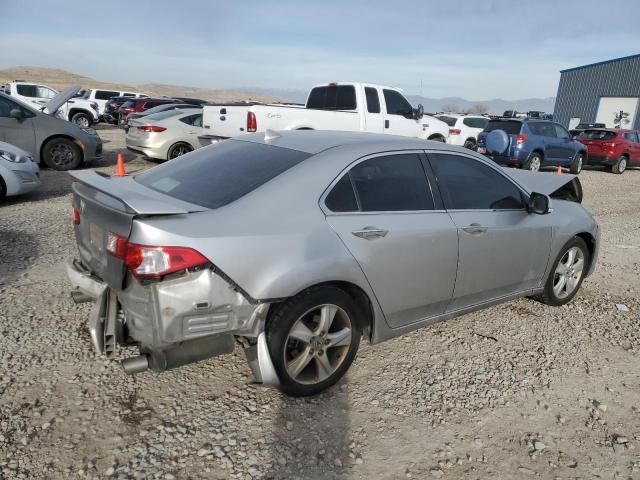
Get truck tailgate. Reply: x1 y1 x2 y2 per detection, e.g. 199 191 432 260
203 105 250 138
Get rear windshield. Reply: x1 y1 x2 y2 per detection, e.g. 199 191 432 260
306 85 357 110
579 130 616 140
436 115 457 127
121 100 135 109
484 120 522 135
141 110 185 121
135 140 312 209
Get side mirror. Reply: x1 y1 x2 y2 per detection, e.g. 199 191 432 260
528 192 550 214
9 108 24 121
413 104 424 120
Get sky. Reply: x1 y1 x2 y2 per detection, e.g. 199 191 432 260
1 0 639 100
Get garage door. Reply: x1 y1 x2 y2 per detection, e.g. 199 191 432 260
595 97 639 128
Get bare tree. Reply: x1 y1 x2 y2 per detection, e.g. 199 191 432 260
466 103 489 114
440 103 460 113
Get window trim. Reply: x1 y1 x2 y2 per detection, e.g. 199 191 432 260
422 149 529 212
320 150 441 216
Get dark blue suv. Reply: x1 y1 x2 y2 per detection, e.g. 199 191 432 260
476 119 587 174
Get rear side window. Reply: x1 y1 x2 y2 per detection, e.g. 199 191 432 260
95 90 119 100
463 117 488 129
429 153 524 210
16 84 37 97
306 85 357 110
437 116 458 127
579 130 616 140
365 87 380 114
325 175 358 212
382 89 413 116
123 93 136 97
484 120 521 135
136 140 311 209
528 122 556 137
623 132 639 143
179 114 203 126
349 154 434 211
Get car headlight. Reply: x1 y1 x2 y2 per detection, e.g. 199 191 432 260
0 149 26 163
82 127 97 136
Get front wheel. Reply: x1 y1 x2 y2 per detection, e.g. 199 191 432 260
534 237 589 306
569 153 583 174
267 286 362 397
42 138 83 170
71 112 93 128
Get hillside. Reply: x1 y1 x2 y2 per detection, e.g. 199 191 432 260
0 66 283 103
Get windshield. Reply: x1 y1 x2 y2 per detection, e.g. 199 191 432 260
136 140 311 209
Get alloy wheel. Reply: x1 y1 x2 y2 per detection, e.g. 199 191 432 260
50 143 75 167
170 145 191 159
529 156 541 171
619 157 627 173
75 116 90 128
284 304 353 385
553 246 585 299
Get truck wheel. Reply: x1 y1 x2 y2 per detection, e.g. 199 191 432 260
611 155 627 174
71 112 93 128
569 153 583 174
266 286 362 397
42 138 83 170
524 152 542 171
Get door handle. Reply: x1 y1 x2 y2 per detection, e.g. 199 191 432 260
352 227 389 239
462 223 488 235
385 119 390 129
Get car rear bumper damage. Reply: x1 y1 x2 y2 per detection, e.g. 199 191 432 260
66 259 279 386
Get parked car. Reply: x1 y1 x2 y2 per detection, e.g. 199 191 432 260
0 141 40 198
436 114 488 149
578 128 640 174
79 89 147 117
1 81 100 127
0 85 102 170
569 123 605 138
67 130 598 396
124 103 203 131
118 98 181 127
201 82 449 143
103 96 134 125
126 108 204 160
477 119 587 173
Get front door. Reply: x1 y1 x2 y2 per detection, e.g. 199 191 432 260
323 152 458 328
553 124 575 162
381 89 421 138
427 151 553 312
0 96 36 154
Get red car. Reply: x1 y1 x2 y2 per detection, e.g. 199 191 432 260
579 128 640 174
118 98 180 127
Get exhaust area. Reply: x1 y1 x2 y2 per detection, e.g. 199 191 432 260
121 355 149 374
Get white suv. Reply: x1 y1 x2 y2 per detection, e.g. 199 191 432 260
80 89 147 116
436 114 489 149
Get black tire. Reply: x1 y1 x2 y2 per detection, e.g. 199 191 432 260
167 143 193 160
0 175 6 199
267 286 362 397
534 236 589 306
463 139 476 149
71 112 93 128
611 155 627 174
524 152 542 171
42 138 83 170
569 153 583 174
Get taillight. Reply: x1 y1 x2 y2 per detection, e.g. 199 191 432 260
106 232 209 279
72 207 80 225
247 111 257 132
516 134 527 144
137 125 166 132
449 128 461 135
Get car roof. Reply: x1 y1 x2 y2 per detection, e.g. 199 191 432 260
234 130 465 155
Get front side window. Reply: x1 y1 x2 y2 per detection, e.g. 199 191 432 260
364 87 380 114
306 85 357 110
554 124 570 139
382 89 413 116
16 84 38 97
349 154 434 211
36 86 56 99
0 96 32 118
429 153 524 210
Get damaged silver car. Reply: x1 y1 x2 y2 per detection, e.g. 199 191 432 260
67 130 599 396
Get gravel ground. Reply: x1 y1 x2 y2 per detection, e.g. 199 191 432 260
1 125 640 480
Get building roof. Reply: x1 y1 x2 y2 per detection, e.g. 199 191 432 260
561 53 640 73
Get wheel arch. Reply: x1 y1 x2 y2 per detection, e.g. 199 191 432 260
40 134 85 164
575 231 596 276
427 133 446 141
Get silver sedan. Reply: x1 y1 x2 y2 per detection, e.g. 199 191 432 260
68 131 599 396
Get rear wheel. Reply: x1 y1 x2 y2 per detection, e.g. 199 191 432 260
42 138 83 170
71 112 93 128
267 286 362 397
167 143 193 160
524 152 542 171
611 155 627 174
534 236 589 306
463 139 476 149
569 153 583 174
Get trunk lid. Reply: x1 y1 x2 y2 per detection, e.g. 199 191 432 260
71 171 206 289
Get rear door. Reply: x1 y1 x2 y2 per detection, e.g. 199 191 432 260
362 86 384 133
623 131 640 164
323 151 458 328
427 152 552 311
179 113 205 148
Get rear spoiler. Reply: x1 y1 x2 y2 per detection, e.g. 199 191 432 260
70 170 207 215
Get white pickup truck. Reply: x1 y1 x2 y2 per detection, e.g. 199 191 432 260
201 82 449 143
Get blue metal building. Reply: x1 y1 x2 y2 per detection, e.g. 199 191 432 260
554 54 640 130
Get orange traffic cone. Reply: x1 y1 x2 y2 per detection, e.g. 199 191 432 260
115 153 126 177
555 165 562 176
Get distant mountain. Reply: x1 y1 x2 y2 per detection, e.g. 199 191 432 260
241 87 556 114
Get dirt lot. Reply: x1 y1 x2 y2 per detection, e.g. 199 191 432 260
1 125 640 480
